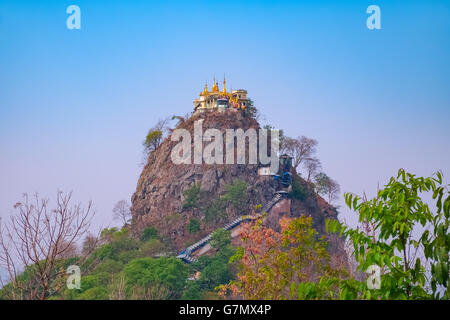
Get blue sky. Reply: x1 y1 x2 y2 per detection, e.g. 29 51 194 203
1 0 449 232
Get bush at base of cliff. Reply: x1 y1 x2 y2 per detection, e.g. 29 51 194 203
123 257 188 299
141 226 158 242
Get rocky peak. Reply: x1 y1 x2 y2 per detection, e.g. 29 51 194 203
130 110 338 251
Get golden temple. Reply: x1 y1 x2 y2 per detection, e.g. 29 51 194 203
193 77 249 114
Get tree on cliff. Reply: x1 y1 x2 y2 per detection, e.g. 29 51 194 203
304 157 322 183
113 200 131 226
0 191 94 300
280 136 318 173
314 172 340 205
142 117 170 164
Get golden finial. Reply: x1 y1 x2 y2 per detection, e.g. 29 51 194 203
202 81 209 95
222 75 227 95
211 76 219 93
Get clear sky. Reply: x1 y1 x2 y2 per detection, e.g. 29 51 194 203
1 0 449 232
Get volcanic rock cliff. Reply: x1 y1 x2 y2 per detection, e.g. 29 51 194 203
130 110 340 251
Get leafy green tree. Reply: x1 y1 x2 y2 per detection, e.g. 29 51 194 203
144 130 163 153
181 282 203 300
77 287 109 300
183 184 205 209
100 227 119 242
141 118 170 164
221 180 248 212
141 226 158 241
140 238 166 257
314 172 340 204
199 259 232 291
188 218 201 234
205 198 226 223
291 178 307 201
123 257 188 299
93 259 124 275
210 228 231 249
117 250 141 264
327 168 449 299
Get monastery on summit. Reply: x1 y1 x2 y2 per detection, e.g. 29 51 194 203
193 77 249 115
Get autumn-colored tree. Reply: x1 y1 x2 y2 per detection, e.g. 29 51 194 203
219 216 347 300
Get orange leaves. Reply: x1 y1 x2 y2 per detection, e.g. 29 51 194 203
220 215 335 299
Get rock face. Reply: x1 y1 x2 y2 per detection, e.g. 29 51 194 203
130 110 340 251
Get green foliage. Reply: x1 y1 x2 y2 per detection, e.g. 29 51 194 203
199 259 232 291
77 287 109 300
93 259 124 275
183 184 204 209
117 250 141 264
181 282 203 300
192 255 213 272
140 239 166 257
100 227 118 241
326 168 449 299
60 272 113 300
123 257 188 299
291 178 307 200
205 198 226 223
314 172 330 195
210 228 231 249
186 237 236 297
244 99 258 118
188 218 201 234
221 180 248 212
88 227 140 265
144 129 163 153
141 226 158 242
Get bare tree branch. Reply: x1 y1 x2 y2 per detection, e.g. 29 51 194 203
0 191 94 300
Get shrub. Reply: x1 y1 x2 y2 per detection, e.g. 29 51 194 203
140 239 166 257
221 180 248 212
199 259 232 291
210 229 231 249
205 198 226 223
77 287 109 300
93 259 124 274
181 282 203 300
188 218 201 234
183 184 203 209
117 250 141 264
291 178 307 200
141 226 158 242
123 257 188 299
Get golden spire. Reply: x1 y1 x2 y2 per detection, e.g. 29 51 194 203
222 76 227 95
202 81 209 96
211 76 219 93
